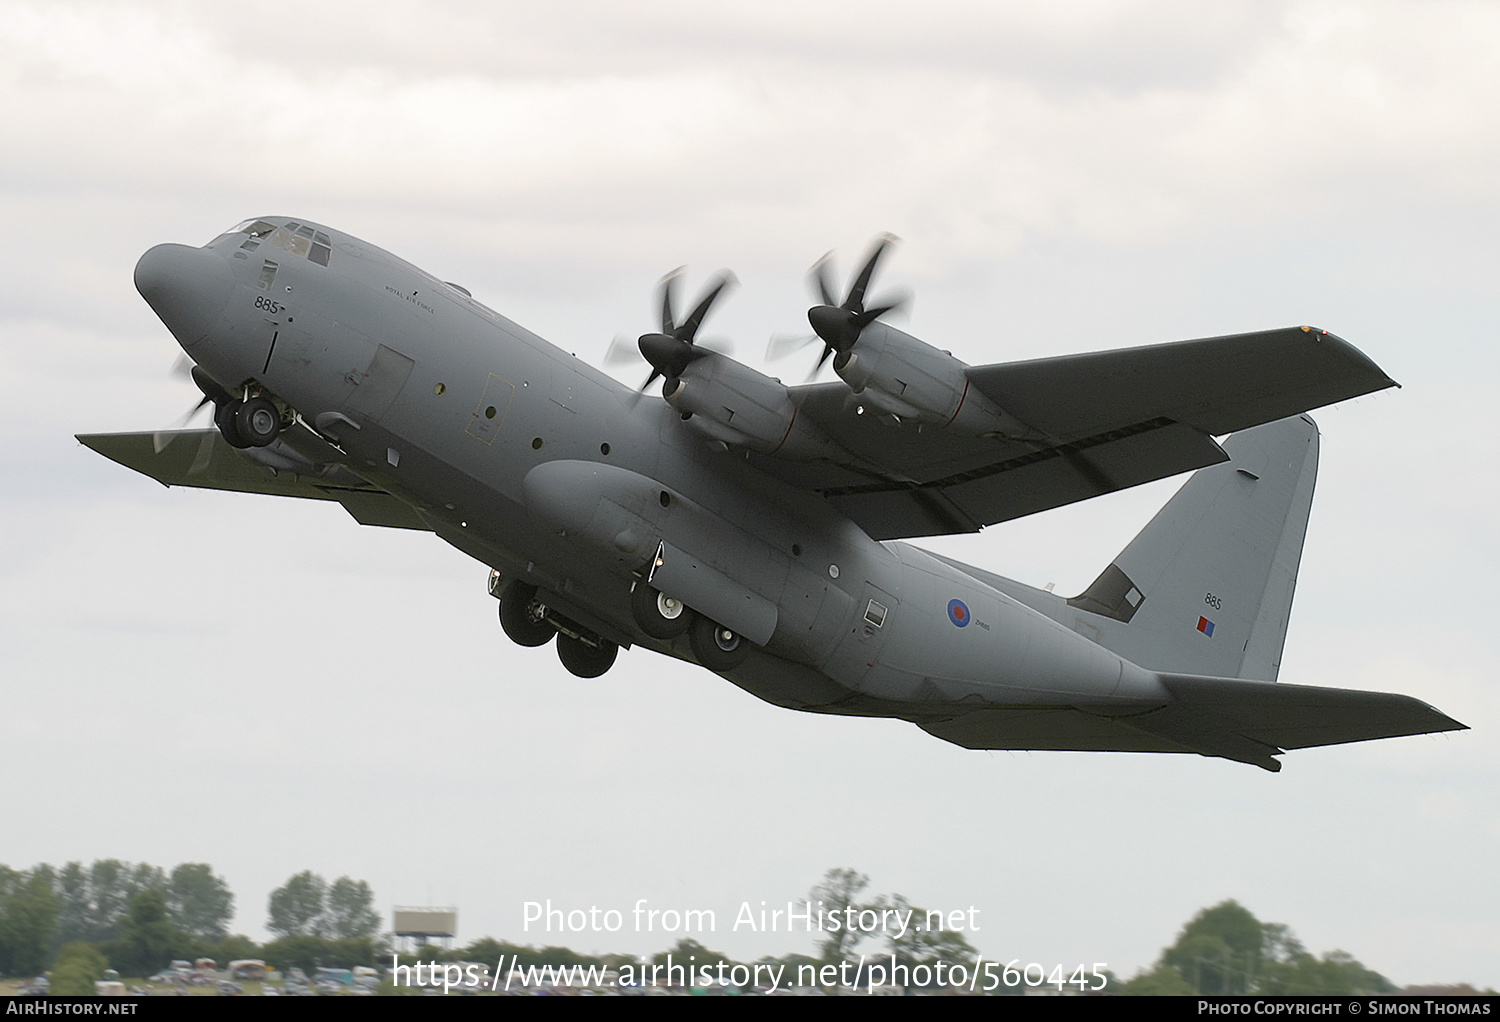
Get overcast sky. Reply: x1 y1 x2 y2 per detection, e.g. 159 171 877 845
1 0 1496 988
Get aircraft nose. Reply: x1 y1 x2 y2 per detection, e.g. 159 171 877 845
134 243 235 348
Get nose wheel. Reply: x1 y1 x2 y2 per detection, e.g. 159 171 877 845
215 401 253 449
688 615 752 672
214 395 283 448
235 396 283 446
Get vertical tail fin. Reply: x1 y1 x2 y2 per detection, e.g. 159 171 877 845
1067 414 1319 680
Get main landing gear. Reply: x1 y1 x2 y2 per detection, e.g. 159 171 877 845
496 579 620 678
498 580 556 647
490 575 754 678
630 582 692 639
556 633 618 679
630 583 752 672
687 614 751 672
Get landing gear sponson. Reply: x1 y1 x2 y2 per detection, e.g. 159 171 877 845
489 573 751 677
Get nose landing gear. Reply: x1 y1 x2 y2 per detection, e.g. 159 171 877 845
234 396 283 446
214 391 286 449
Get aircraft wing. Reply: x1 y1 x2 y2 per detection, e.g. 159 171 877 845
919 675 1466 772
77 429 430 531
752 326 1396 540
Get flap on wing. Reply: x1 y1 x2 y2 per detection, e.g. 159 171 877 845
751 410 1228 540
78 429 430 532
333 490 430 531
824 419 1226 540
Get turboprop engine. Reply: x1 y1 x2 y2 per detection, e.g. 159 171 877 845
831 321 1023 435
663 352 841 458
802 237 1032 437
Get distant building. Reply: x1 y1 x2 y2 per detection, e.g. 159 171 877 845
393 907 458 951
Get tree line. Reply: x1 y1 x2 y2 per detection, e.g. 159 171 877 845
1 863 1461 995
1121 900 1397 995
0 861 232 978
0 861 382 985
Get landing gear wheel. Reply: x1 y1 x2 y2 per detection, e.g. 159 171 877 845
556 633 618 678
498 580 556 647
688 615 752 672
235 395 282 447
215 400 252 449
630 583 693 639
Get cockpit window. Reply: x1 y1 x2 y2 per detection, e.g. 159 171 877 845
207 219 277 249
221 219 333 267
267 226 311 259
238 220 279 239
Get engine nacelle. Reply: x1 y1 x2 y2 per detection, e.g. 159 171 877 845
834 323 1027 436
663 352 841 459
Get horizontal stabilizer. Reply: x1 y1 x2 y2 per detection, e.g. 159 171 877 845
1125 674 1466 770
917 675 1465 771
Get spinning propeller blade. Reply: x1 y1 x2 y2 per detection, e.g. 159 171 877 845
152 357 226 452
634 268 737 393
802 234 909 376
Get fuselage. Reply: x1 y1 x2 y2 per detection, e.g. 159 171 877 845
133 218 1169 723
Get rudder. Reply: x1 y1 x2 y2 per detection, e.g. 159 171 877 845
1067 414 1319 680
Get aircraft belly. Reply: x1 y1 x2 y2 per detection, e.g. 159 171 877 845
774 566 854 662
518 456 869 662
842 544 1146 706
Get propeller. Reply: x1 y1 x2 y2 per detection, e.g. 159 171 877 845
627 268 737 393
802 233 909 376
152 355 231 452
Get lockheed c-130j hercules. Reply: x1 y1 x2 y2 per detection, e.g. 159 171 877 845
83 218 1465 772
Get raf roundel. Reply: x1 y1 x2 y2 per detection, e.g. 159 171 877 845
947 599 971 628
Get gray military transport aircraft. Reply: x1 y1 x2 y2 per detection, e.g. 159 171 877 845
83 218 1465 771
